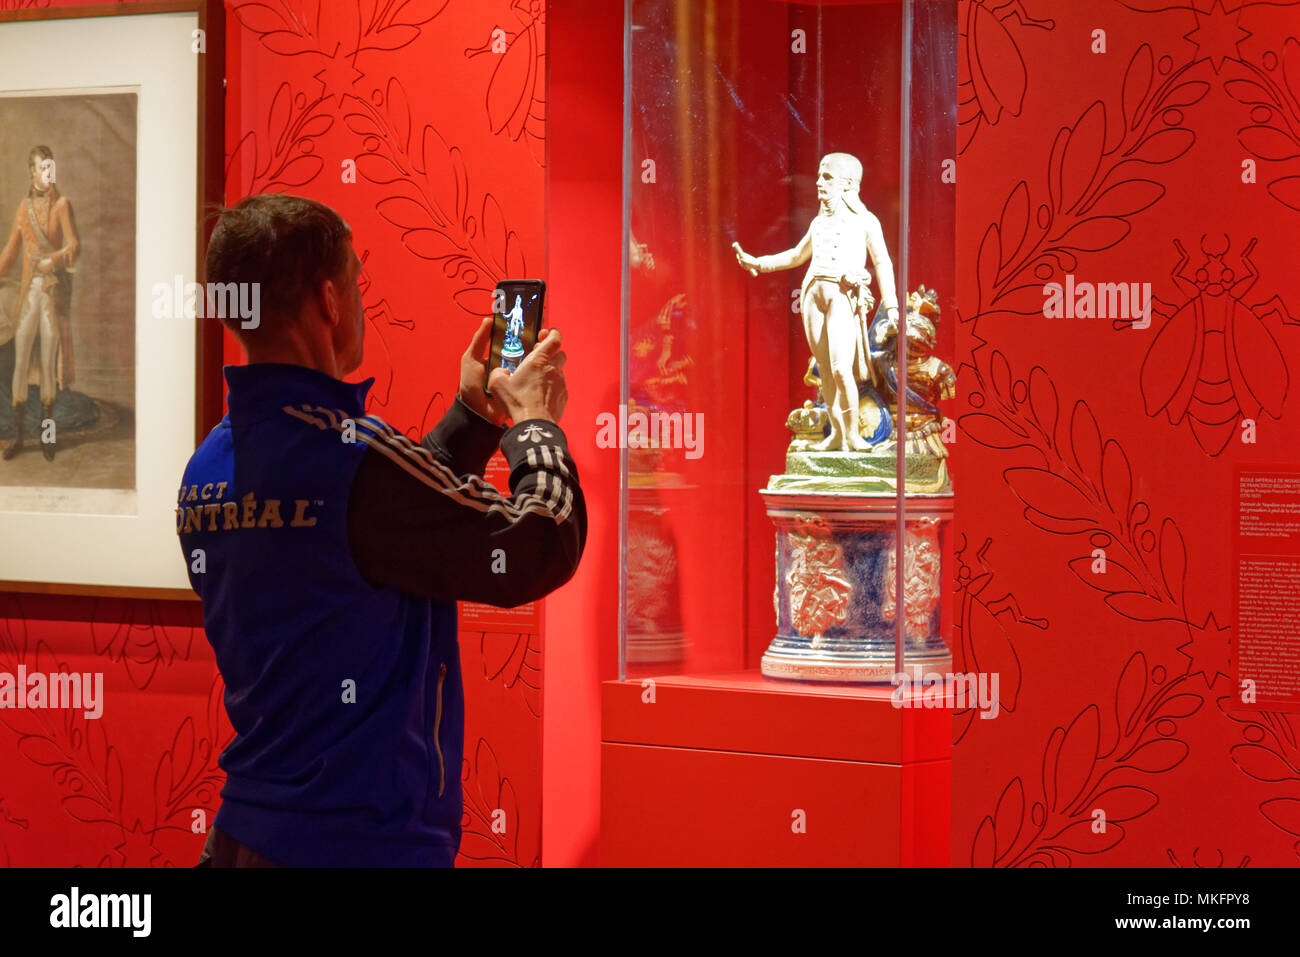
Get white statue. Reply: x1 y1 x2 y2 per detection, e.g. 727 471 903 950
732 152 899 452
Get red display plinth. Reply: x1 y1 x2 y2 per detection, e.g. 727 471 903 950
601 671 950 866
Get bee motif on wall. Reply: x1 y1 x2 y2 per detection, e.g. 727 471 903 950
1139 236 1296 456
464 0 545 165
957 0 1055 154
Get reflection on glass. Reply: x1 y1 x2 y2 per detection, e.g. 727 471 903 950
626 227 693 668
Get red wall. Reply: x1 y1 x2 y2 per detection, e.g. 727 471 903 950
953 0 1300 866
542 0 622 868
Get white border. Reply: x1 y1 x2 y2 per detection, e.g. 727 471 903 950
0 11 200 590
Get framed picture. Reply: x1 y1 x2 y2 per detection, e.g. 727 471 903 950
0 1 224 598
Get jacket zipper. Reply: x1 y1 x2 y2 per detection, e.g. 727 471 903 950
434 663 447 798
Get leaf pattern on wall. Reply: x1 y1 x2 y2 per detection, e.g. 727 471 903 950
225 81 336 194
480 630 541 718
342 78 528 316
1217 697 1300 858
0 794 29 832
458 736 536 867
1 618 229 866
1165 847 1250 867
3 637 126 828
971 45 1208 322
150 673 233 846
1123 0 1300 211
962 352 1208 642
88 599 197 690
971 653 1203 866
232 0 447 62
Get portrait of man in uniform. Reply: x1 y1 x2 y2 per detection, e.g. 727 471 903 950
0 92 137 504
0 145 80 462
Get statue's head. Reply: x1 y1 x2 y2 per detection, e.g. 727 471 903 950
817 153 863 211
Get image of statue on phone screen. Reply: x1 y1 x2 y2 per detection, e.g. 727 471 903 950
501 294 525 373
487 279 544 390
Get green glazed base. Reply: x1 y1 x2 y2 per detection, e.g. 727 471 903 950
767 449 951 495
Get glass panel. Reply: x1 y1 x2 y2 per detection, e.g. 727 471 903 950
622 0 957 687
897 0 959 683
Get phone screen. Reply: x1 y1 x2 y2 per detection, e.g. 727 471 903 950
487 280 545 389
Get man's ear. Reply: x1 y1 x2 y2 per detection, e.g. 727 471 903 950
319 276 342 328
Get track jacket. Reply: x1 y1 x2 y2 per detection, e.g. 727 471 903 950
176 362 585 866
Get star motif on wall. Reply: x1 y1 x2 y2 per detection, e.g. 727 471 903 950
1183 0 1251 74
314 43 365 106
113 818 164 868
1177 610 1231 688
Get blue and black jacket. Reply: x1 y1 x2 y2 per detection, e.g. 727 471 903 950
176 362 585 866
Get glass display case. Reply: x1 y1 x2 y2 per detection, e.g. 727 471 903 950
619 0 958 688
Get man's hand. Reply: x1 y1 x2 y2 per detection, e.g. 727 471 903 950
488 328 568 425
459 316 509 426
35 258 54 275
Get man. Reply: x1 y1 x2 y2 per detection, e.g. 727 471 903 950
0 145 80 461
732 152 898 451
178 194 585 867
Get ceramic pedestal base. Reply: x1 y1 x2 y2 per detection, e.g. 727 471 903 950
760 489 952 683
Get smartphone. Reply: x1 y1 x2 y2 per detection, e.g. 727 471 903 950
486 279 545 394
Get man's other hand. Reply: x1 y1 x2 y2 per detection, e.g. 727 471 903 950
488 328 568 425
459 316 509 426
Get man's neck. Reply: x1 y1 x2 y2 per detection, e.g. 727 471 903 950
243 324 346 379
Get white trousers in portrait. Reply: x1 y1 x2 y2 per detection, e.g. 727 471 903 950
12 277 58 407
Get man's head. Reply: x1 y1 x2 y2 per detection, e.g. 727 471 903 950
28 146 55 192
816 152 863 210
205 194 363 374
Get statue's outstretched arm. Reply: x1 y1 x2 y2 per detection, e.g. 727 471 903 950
757 227 811 272
735 226 811 275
